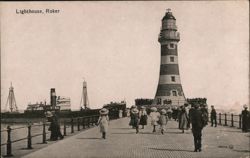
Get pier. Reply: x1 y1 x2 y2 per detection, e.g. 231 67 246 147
1 113 249 158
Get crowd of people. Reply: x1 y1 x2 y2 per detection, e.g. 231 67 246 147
127 103 249 152
44 103 250 152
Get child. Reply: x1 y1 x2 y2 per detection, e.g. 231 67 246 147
159 109 168 134
97 108 109 139
150 107 160 133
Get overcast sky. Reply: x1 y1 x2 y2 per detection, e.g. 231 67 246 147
1 1 249 111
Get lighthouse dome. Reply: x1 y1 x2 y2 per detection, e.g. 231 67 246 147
162 11 176 20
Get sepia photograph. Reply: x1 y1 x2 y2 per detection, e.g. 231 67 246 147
1 1 249 158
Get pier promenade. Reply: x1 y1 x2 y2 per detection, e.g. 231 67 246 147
20 117 249 158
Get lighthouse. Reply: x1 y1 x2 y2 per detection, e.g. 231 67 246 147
154 9 186 106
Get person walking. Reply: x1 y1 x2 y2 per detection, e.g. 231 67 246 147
178 106 189 133
210 105 217 127
119 109 123 118
139 106 148 129
190 104 204 152
129 105 136 128
241 105 249 132
167 108 173 120
97 108 109 139
200 104 208 127
150 107 160 133
131 108 140 134
158 109 168 134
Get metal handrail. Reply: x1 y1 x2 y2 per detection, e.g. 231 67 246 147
208 112 242 128
0 114 109 157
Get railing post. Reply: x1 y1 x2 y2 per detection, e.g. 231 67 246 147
239 114 242 129
71 118 74 133
64 120 67 136
231 114 234 127
224 113 227 126
219 113 221 125
6 126 13 157
27 124 32 149
82 118 85 129
87 117 90 128
42 121 47 144
77 118 80 131
91 116 94 126
208 113 210 122
95 116 98 125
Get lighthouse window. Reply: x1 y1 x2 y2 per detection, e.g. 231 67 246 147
171 76 176 82
170 56 174 62
172 91 177 96
169 43 175 49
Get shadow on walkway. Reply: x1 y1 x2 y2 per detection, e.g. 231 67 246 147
218 129 243 133
77 137 102 140
234 149 250 153
111 132 135 134
112 127 132 130
139 132 159 135
149 147 194 152
165 131 184 134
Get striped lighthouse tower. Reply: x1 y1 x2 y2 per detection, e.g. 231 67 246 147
154 9 186 106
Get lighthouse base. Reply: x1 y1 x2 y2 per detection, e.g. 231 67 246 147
153 96 186 107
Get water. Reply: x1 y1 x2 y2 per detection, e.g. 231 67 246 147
1 123 49 145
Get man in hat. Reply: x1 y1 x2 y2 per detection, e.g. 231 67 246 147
210 105 217 127
190 104 204 152
241 105 249 132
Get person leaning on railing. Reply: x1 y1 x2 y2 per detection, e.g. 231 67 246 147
210 105 217 127
45 111 64 141
241 104 249 132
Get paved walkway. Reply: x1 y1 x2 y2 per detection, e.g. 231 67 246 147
22 118 250 158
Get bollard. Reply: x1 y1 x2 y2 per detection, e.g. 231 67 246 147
64 120 67 136
27 124 32 149
239 114 242 129
224 114 228 126
219 113 221 125
71 118 74 133
42 122 47 144
231 114 234 127
77 118 80 131
6 126 13 157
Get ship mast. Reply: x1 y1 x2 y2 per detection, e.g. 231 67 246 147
5 82 19 112
80 79 89 110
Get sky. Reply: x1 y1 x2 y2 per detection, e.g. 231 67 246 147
1 1 249 112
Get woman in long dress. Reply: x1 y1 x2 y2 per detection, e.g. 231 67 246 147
131 108 140 134
129 105 136 128
97 108 109 139
178 106 189 133
46 111 64 141
139 106 148 129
